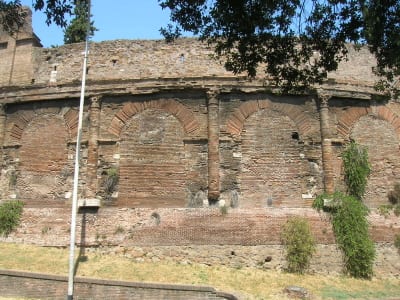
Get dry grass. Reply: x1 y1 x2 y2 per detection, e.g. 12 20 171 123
0 242 399 300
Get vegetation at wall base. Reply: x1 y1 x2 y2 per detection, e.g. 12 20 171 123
313 141 375 279
2 242 400 300
313 192 375 279
281 216 316 274
0 200 24 236
331 193 375 279
342 141 371 200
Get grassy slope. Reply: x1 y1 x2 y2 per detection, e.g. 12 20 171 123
0 243 399 300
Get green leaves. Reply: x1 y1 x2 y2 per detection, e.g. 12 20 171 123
0 200 24 236
63 0 96 44
281 217 316 274
331 194 375 279
342 141 371 200
313 143 374 279
0 0 26 34
33 0 74 27
159 0 399 93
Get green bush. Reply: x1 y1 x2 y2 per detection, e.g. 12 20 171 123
313 192 343 213
331 193 375 279
342 141 371 200
281 217 316 274
0 200 24 236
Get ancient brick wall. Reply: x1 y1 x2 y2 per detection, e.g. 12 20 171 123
2 92 400 208
1 207 399 276
1 12 400 274
0 8 41 86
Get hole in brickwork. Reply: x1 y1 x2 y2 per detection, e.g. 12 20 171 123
111 59 118 66
151 212 161 225
291 132 299 140
265 256 272 262
0 42 8 50
231 251 236 256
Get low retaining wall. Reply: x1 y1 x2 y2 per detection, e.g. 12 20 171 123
0 269 237 300
1 207 399 276
84 243 400 277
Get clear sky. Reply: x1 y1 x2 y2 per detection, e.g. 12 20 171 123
20 0 175 47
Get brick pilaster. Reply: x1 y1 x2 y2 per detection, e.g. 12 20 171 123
207 90 220 201
318 93 334 194
86 96 101 198
0 104 6 166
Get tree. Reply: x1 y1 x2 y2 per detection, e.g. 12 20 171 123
0 0 26 33
159 0 400 94
1 0 74 33
63 0 96 44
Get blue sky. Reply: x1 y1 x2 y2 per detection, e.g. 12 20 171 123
21 1 174 47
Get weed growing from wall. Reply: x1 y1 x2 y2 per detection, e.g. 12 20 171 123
219 205 228 215
0 200 24 236
281 217 316 274
342 141 371 200
331 193 375 279
104 167 119 201
313 141 375 279
8 170 18 188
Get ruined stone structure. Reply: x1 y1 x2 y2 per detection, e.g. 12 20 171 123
2 10 399 209
1 9 400 276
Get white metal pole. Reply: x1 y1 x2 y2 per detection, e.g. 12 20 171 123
67 1 91 299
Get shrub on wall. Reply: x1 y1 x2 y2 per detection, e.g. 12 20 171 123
313 141 375 279
281 217 316 274
0 200 24 236
331 193 375 279
342 141 371 200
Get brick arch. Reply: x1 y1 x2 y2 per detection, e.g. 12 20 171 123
226 99 312 136
337 106 400 139
9 108 78 141
108 99 200 137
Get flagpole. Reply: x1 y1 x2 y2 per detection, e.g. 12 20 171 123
67 0 91 299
